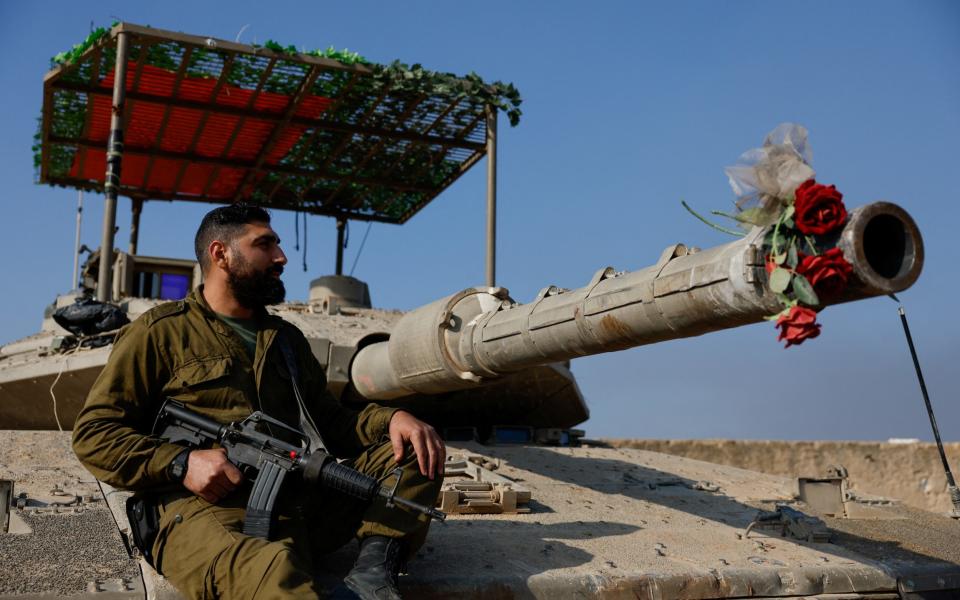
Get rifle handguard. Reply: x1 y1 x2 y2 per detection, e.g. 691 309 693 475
302 452 379 500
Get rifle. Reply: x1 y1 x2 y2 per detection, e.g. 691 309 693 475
155 399 446 539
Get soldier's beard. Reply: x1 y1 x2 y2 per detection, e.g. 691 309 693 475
226 253 286 309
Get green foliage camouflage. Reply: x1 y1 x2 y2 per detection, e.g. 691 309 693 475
50 24 116 68
37 24 522 220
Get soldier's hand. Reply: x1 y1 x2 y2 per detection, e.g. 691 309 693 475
389 411 445 480
183 448 244 503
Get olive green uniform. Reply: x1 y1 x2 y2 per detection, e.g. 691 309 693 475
72 289 440 599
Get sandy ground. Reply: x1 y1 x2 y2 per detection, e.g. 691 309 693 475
606 439 960 514
0 431 140 596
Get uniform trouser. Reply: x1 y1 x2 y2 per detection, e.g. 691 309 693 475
151 438 442 599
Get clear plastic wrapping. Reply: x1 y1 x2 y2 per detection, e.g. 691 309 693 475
724 123 815 226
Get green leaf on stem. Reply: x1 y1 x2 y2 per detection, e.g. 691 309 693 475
737 207 767 226
787 241 799 268
793 275 820 306
773 252 787 265
763 305 793 321
784 205 795 219
772 230 788 253
769 268 792 293
681 201 746 236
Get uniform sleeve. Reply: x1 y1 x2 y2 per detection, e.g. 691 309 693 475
72 319 185 490
293 331 397 458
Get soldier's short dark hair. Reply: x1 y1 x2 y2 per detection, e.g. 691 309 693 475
194 204 271 271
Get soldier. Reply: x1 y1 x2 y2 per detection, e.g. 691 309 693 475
73 204 444 600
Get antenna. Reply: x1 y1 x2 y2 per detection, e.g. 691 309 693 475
889 294 960 518
72 191 83 291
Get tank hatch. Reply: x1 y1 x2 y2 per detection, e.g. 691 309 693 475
309 275 372 312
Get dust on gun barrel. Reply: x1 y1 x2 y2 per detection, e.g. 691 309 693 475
351 201 924 400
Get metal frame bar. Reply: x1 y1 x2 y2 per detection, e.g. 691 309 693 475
118 40 154 137
42 26 117 85
485 104 497 287
115 23 372 75
406 108 486 183
392 111 487 224
393 149 485 224
129 197 143 254
379 97 462 180
289 82 394 209
50 81 485 152
140 45 194 189
49 137 436 193
49 176 402 224
40 22 497 227
261 71 360 204
199 56 278 197
40 23 371 88
75 47 102 180
96 30 130 302
233 64 322 201
331 93 427 208
39 80 56 183
388 108 486 221
335 217 346 274
169 52 238 193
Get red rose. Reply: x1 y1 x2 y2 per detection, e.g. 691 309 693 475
793 179 847 235
796 248 854 301
775 306 821 347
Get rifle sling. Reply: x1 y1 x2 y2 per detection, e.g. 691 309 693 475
242 331 327 539
276 330 327 453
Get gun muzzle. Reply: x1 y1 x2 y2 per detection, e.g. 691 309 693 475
302 452 446 521
387 494 447 521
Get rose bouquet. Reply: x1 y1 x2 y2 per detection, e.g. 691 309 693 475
685 124 854 347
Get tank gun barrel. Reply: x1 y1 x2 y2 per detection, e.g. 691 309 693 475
352 202 923 400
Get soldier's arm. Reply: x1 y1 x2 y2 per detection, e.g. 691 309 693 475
72 319 184 490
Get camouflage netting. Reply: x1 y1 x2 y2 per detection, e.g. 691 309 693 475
37 23 522 224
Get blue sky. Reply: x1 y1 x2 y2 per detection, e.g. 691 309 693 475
1 1 957 441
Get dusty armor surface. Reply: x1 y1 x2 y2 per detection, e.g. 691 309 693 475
4 433 960 598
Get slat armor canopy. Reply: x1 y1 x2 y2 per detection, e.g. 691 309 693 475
39 23 521 224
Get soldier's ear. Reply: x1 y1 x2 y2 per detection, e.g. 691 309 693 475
209 240 228 270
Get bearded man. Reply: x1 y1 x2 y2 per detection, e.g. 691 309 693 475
73 204 444 600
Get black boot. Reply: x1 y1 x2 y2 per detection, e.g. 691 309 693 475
333 536 404 600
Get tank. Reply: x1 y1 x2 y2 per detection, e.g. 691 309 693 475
5 200 956 600
0 200 924 436
2 22 959 600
